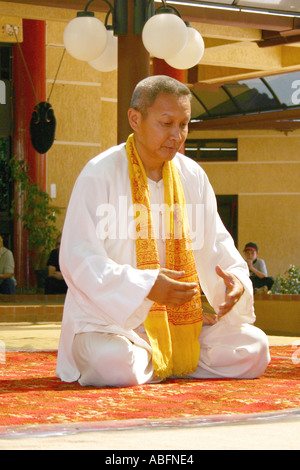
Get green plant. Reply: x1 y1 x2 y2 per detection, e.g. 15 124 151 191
271 265 300 294
9 157 60 271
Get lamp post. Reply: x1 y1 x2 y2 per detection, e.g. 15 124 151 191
63 0 205 142
117 0 150 142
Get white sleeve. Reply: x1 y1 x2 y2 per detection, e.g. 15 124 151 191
59 175 158 330
193 171 255 325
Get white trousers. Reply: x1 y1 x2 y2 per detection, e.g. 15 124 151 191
72 321 270 387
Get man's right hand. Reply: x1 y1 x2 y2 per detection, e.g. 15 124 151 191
147 268 199 307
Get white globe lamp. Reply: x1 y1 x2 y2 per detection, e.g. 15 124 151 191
166 25 205 70
88 28 118 72
63 13 108 62
142 10 187 60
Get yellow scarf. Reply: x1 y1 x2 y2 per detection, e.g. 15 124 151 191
126 134 202 379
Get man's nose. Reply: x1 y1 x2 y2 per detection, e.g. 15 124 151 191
169 126 182 140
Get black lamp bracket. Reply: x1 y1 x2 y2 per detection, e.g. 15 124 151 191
77 0 114 28
76 1 179 36
152 0 182 18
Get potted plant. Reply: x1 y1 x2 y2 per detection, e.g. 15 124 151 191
271 265 300 294
9 157 60 289
254 265 300 336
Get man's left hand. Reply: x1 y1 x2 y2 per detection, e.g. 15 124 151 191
215 265 245 317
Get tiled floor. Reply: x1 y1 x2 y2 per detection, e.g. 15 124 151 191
0 322 299 450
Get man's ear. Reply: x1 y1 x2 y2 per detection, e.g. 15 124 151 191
128 108 141 131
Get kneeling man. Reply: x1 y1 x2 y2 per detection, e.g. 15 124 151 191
56 76 270 387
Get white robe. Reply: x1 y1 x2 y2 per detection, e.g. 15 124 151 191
56 143 256 383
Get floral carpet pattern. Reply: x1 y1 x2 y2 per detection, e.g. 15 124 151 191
0 346 299 430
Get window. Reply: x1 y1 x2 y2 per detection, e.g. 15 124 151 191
217 195 238 246
185 139 237 162
0 45 12 80
0 137 13 250
191 71 300 123
0 137 11 214
0 45 13 250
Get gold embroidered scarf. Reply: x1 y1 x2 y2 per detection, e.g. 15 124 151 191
126 134 203 379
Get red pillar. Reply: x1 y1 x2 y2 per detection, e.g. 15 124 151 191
152 58 185 83
13 19 46 288
117 0 150 143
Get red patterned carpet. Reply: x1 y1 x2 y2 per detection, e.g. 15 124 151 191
0 345 299 435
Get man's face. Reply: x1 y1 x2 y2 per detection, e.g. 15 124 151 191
129 92 191 170
244 248 257 261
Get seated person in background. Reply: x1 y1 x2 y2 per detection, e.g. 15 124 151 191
243 242 274 293
44 235 67 295
0 235 16 295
